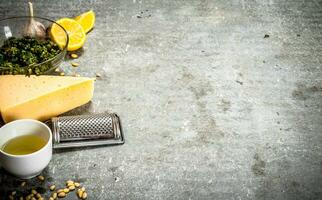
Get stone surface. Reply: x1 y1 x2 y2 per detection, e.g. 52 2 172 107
1 0 322 199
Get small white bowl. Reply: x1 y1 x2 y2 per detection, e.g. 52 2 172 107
0 119 52 179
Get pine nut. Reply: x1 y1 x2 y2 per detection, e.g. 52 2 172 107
57 192 66 198
50 185 56 191
77 189 83 198
57 189 64 193
52 192 57 199
95 73 101 77
82 192 87 199
69 185 76 191
71 54 78 59
67 182 74 187
37 175 45 181
71 62 79 67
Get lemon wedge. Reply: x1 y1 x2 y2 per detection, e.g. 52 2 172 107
75 10 95 33
51 18 86 51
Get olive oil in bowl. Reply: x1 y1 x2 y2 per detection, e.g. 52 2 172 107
1 135 47 155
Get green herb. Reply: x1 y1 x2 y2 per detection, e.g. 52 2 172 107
0 37 61 75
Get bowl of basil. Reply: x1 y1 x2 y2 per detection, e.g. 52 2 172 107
0 16 69 75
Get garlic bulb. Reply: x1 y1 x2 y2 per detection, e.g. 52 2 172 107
23 1 46 39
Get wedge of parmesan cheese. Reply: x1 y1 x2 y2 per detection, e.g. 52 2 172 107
0 75 94 123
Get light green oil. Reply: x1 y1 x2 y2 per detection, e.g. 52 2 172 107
2 135 46 155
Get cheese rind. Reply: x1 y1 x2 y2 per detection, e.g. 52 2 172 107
0 75 94 123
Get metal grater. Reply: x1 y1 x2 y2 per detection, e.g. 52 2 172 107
48 113 124 148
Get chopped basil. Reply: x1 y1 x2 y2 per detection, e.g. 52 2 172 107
0 37 61 75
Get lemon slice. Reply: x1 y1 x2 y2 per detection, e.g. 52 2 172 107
50 18 86 51
75 10 95 33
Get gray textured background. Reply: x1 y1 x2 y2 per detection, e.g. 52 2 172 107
0 0 322 199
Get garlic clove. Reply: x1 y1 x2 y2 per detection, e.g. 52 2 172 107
23 1 46 40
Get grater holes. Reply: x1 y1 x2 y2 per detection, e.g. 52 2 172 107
58 114 115 140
